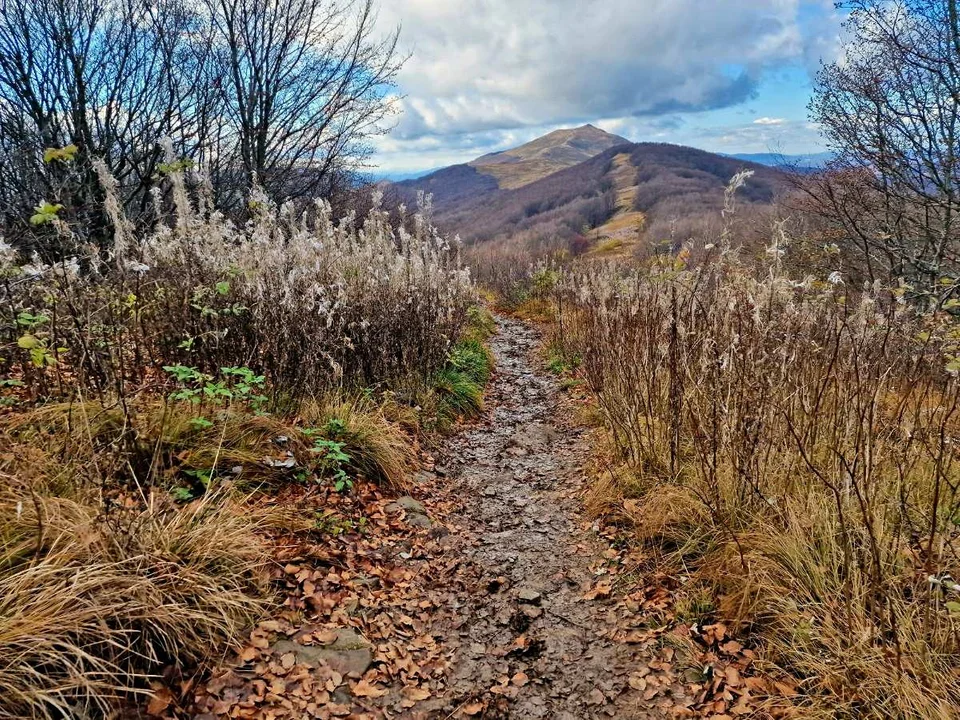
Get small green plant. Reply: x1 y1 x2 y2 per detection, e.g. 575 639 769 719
545 344 580 376
29 201 64 226
324 417 348 436
306 433 353 492
315 511 367 536
162 365 267 410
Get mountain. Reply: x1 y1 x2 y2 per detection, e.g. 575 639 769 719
388 127 786 255
469 124 630 189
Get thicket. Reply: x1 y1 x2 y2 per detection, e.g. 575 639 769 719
0 158 486 716
530 207 960 715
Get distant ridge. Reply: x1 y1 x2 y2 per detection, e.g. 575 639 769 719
725 151 834 169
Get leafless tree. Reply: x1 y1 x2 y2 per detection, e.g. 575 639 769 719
0 0 402 253
805 0 960 298
0 0 220 251
202 0 402 207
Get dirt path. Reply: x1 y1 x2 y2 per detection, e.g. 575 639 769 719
192 317 692 720
418 317 675 719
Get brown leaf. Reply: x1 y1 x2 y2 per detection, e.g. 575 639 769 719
511 672 529 687
402 685 432 702
146 687 173 716
584 581 613 601
724 666 741 688
352 679 388 698
720 640 744 655
462 702 485 715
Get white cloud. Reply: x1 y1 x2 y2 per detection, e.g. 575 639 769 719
377 0 808 139
369 0 842 170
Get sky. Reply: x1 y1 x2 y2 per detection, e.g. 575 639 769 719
370 0 844 175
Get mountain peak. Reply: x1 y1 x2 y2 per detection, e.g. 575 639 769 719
468 123 630 189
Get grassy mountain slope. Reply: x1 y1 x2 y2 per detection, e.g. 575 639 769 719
469 124 629 189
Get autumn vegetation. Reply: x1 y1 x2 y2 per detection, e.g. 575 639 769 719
471 2 960 714
0 155 489 716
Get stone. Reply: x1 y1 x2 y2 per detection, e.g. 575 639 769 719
386 495 425 514
521 604 544 619
271 628 372 676
517 588 542 605
405 512 433 528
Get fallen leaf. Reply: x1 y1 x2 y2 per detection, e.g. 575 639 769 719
352 679 388 698
584 581 613 601
512 672 529 686
146 686 173 716
463 702 484 715
402 685 432 702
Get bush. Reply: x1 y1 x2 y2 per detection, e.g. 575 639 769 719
0 163 475 407
557 245 960 716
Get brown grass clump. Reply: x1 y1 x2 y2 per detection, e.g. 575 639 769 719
0 491 270 719
557 234 960 715
302 397 416 489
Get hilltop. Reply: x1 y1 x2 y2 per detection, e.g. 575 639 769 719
469 124 630 189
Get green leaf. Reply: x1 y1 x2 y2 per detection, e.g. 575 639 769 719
43 144 78 163
17 334 40 350
29 202 64 225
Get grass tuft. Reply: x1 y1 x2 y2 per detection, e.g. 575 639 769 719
0 491 269 719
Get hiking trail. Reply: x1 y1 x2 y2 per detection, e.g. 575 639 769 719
414 316 685 718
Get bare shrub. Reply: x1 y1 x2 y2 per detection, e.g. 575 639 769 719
558 235 960 714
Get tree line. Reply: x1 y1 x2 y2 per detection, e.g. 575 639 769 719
0 0 401 256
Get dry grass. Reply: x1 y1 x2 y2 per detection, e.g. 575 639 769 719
0 491 269 719
1 163 474 406
302 397 416 488
556 242 960 716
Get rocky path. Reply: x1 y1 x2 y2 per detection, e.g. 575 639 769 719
419 317 671 719
192 317 692 720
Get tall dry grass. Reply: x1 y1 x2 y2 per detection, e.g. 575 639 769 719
0 490 269 719
1 160 474 406
0 158 483 717
555 232 960 715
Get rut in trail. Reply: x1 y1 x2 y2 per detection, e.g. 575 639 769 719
421 317 672 719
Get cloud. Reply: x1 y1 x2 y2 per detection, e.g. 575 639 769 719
753 116 786 125
377 0 809 141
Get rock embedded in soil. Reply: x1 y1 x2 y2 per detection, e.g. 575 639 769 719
517 588 542 604
384 495 433 527
270 629 372 676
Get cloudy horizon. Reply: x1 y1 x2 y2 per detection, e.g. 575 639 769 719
371 0 843 174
